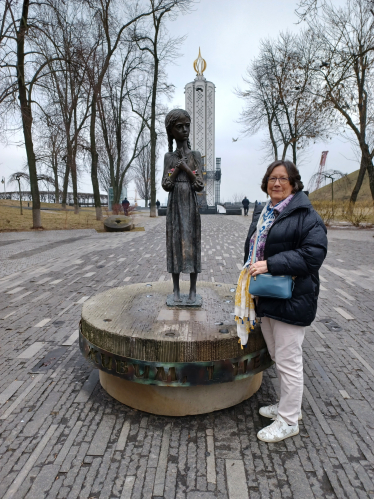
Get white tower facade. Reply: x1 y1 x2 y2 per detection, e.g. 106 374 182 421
185 49 216 206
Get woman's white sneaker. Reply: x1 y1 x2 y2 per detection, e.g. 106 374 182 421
257 415 299 443
259 403 279 419
259 403 302 421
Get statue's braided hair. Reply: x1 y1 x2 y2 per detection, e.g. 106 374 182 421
165 108 192 153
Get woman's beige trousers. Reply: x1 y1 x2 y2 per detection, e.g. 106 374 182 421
261 316 305 425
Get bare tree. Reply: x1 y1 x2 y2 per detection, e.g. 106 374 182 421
236 58 280 160
0 0 45 227
83 0 179 220
34 117 65 203
0 0 83 225
131 0 194 217
36 1 94 213
295 0 319 22
302 0 374 204
132 133 160 207
0 0 192 225
97 43 150 205
237 31 330 165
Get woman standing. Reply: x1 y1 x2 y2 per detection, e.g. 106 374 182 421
235 160 327 443
162 109 204 303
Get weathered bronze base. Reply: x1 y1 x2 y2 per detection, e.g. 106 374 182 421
99 370 263 416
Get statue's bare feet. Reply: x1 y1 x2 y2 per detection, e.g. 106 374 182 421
172 273 181 302
187 290 196 303
188 273 197 303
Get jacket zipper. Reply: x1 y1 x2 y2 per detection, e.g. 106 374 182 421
263 205 303 260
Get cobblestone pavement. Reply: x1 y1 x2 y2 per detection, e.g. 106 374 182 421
1 215 374 499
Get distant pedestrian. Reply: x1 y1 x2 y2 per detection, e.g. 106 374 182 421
122 197 130 215
156 199 160 210
242 196 250 216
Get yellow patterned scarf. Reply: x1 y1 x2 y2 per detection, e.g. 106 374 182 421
234 267 256 347
234 199 274 347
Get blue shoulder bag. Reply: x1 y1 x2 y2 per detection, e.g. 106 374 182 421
247 225 295 299
249 273 294 299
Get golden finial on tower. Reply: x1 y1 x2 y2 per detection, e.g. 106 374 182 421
193 47 207 76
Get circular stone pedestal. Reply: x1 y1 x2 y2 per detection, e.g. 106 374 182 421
80 281 272 416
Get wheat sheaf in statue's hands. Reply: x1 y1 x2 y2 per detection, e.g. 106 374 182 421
176 157 189 172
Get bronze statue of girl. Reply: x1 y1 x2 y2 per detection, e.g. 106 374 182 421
162 109 204 303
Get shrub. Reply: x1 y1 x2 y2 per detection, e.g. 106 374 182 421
112 203 122 215
342 201 374 227
312 200 334 225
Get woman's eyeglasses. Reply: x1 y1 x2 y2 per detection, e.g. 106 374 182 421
268 177 289 184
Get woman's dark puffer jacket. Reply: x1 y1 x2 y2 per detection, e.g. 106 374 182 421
244 192 328 327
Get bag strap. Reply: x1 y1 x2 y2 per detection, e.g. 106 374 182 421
251 231 259 265
251 202 267 264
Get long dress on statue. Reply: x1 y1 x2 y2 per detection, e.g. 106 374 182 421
162 150 204 274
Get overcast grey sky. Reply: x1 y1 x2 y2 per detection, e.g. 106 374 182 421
0 0 356 203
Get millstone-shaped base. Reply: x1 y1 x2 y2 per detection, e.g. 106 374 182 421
80 281 272 415
104 215 133 232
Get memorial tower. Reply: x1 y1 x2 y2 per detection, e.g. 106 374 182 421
185 49 217 206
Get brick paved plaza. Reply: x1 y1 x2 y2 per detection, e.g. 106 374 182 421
0 215 374 499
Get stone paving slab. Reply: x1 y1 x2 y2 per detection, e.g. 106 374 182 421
0 216 373 498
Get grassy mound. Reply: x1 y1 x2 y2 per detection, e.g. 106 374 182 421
310 169 372 203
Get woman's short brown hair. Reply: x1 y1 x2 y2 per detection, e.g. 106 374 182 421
261 160 304 194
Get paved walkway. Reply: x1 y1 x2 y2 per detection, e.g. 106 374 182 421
0 216 374 499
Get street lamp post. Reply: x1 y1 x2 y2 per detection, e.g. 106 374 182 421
318 170 346 220
15 174 23 215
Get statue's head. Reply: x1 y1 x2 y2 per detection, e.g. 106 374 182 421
165 109 191 152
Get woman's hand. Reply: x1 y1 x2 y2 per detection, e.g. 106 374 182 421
249 260 268 276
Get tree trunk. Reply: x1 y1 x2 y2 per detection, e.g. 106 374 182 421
66 131 79 214
71 156 79 214
281 144 289 160
98 96 118 205
90 92 102 220
17 0 41 228
61 160 69 209
366 156 374 204
114 101 122 205
267 115 278 160
349 142 374 206
349 154 367 206
54 178 59 203
149 56 158 218
52 151 59 203
111 155 119 206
